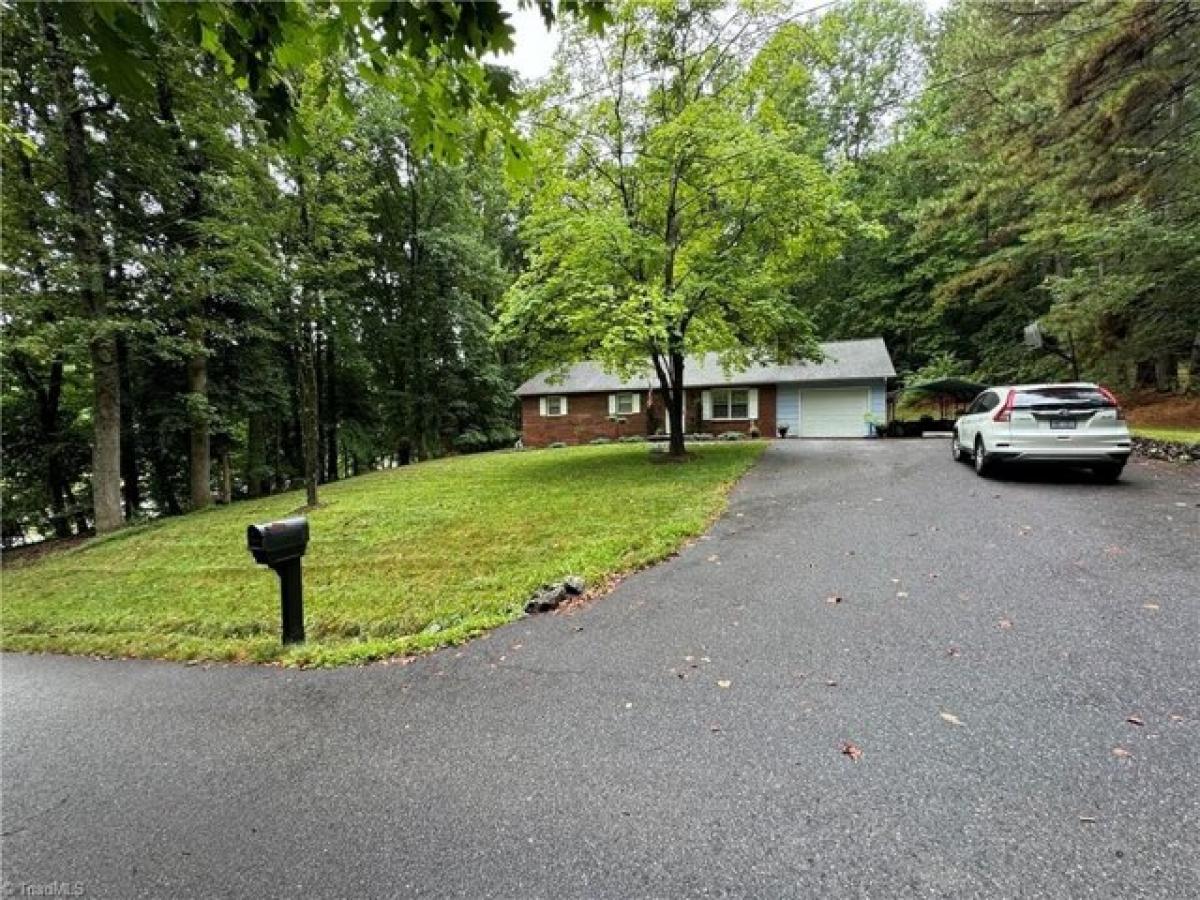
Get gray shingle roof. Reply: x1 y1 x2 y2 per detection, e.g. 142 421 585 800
515 338 895 396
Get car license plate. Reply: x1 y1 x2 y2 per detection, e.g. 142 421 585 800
1050 419 1076 430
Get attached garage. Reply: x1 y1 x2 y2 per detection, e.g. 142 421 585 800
799 387 870 438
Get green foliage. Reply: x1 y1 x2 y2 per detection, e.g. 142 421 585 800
46 1 610 154
498 1 861 415
1 443 764 665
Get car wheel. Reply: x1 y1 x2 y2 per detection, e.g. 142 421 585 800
973 436 993 477
1092 462 1124 483
951 432 967 462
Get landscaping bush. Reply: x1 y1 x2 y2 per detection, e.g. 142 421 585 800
618 434 647 443
720 431 745 441
453 430 489 453
589 437 613 445
690 433 716 442
487 425 519 447
549 441 567 449
455 426 520 454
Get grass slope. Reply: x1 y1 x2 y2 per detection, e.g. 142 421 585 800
1 443 765 666
1132 426 1200 445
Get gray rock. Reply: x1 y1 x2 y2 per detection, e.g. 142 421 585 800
563 575 586 596
525 584 568 614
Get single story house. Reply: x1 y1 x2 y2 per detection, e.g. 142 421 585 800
515 338 896 445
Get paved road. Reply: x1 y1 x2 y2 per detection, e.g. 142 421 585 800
3 441 1198 899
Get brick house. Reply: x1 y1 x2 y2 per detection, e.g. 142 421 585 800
515 338 896 446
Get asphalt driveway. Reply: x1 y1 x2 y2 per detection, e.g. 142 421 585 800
3 440 1198 898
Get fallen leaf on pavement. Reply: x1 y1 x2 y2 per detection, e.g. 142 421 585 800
896 591 909 599
1170 714 1185 723
1126 716 1144 727
710 724 722 733
840 741 863 762
717 680 732 688
707 555 720 563
1112 747 1133 759
825 679 838 687
826 595 844 604
946 647 961 657
1079 816 1098 824
1143 603 1160 611
998 618 1013 630
940 712 965 727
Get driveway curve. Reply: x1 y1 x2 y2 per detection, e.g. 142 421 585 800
3 440 1198 898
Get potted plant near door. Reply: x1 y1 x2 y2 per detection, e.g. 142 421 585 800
777 424 790 439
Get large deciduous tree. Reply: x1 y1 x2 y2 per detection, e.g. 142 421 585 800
499 0 862 457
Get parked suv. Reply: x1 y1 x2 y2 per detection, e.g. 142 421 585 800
951 383 1132 481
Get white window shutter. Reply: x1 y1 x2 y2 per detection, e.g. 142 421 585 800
608 394 617 415
561 396 568 414
702 390 712 420
632 393 641 414
748 388 759 420
539 397 547 416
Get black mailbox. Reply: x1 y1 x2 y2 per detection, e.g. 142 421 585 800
247 516 309 644
247 517 310 566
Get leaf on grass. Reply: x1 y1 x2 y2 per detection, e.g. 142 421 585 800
840 741 863 762
1126 716 1144 727
1112 747 1133 759
940 712 965 727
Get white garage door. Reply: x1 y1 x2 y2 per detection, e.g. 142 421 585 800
799 388 869 437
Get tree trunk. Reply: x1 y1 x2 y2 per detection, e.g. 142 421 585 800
1154 352 1176 393
246 413 265 498
324 331 339 482
1135 360 1157 388
1188 332 1200 394
219 447 233 505
117 335 140 518
297 320 321 507
187 320 211 510
666 387 686 457
43 2 123 533
90 335 124 531
14 65 72 537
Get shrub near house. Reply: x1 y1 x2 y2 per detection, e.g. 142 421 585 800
517 339 896 445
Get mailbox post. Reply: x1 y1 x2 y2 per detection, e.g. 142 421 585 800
247 517 310 644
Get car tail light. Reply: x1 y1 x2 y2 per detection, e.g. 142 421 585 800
992 389 1015 422
1098 385 1125 420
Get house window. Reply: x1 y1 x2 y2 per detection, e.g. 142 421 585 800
614 392 635 415
712 388 750 420
543 395 567 416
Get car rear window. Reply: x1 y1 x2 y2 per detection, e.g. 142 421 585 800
1013 387 1113 408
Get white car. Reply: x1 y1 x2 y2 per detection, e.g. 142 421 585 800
951 383 1132 481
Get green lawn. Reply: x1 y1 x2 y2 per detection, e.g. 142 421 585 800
1 443 765 666
1132 426 1200 445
